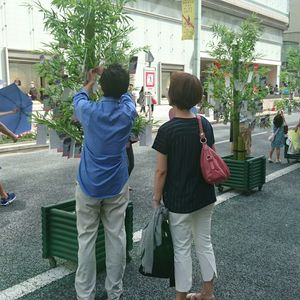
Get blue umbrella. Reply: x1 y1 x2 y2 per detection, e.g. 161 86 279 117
0 84 33 134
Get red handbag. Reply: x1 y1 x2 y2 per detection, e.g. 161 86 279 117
197 115 230 185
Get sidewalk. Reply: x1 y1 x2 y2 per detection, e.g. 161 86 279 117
0 101 277 154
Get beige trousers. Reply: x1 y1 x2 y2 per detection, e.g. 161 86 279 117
75 182 129 300
169 204 217 292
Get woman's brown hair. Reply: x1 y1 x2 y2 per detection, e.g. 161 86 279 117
168 72 203 110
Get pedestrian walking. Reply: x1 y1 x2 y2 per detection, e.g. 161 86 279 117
144 93 157 118
150 95 157 114
152 72 217 300
137 87 146 114
268 112 285 163
73 64 137 300
0 110 18 206
28 81 38 100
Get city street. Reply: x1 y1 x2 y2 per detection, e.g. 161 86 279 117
0 109 299 300
0 0 299 299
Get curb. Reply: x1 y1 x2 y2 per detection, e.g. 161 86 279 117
0 143 49 154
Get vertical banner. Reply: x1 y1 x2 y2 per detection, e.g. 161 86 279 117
182 0 195 40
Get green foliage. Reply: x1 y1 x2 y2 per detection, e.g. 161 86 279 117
32 0 144 142
0 132 37 144
131 115 155 137
206 14 267 117
287 45 300 72
280 45 300 95
32 101 83 142
275 98 300 112
209 14 262 63
278 45 300 112
205 14 267 159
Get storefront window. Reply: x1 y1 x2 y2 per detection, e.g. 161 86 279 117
9 62 40 98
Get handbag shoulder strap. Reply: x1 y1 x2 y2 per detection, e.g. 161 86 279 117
196 115 207 144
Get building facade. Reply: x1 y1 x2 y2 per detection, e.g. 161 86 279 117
0 0 289 101
282 0 300 65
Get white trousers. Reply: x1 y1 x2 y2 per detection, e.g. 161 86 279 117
75 183 129 300
169 204 217 292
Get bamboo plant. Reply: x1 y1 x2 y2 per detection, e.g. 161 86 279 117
31 0 145 143
205 14 269 160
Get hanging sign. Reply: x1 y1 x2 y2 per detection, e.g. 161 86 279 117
143 67 156 93
182 0 195 40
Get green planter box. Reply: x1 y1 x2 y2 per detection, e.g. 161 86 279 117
217 155 266 193
41 199 133 269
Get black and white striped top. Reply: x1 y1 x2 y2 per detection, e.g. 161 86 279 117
152 117 217 213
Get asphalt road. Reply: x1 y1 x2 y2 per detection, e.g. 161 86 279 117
0 112 299 300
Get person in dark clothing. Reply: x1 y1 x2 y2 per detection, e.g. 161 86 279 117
137 86 146 114
28 81 38 100
126 84 138 177
152 72 217 300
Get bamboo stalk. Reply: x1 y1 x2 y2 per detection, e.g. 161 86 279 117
237 135 246 160
232 45 240 160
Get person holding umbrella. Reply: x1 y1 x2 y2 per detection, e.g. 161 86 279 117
0 109 18 206
0 108 19 117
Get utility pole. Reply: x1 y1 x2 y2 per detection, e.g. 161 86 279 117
193 0 201 78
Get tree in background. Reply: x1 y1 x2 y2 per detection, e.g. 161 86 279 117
276 45 300 113
32 0 144 143
205 14 269 160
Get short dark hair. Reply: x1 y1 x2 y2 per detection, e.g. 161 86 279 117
168 72 202 110
273 114 284 128
100 64 129 98
14 79 21 86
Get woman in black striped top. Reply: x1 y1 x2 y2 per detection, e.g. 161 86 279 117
152 72 217 300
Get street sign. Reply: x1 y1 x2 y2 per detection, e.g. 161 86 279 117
143 67 156 93
145 51 154 64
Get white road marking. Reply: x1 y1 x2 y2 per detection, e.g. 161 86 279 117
215 191 240 205
215 131 267 145
0 162 299 299
0 266 73 300
265 163 300 182
215 163 300 205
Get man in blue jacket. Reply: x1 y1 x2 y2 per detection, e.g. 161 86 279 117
73 64 137 300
